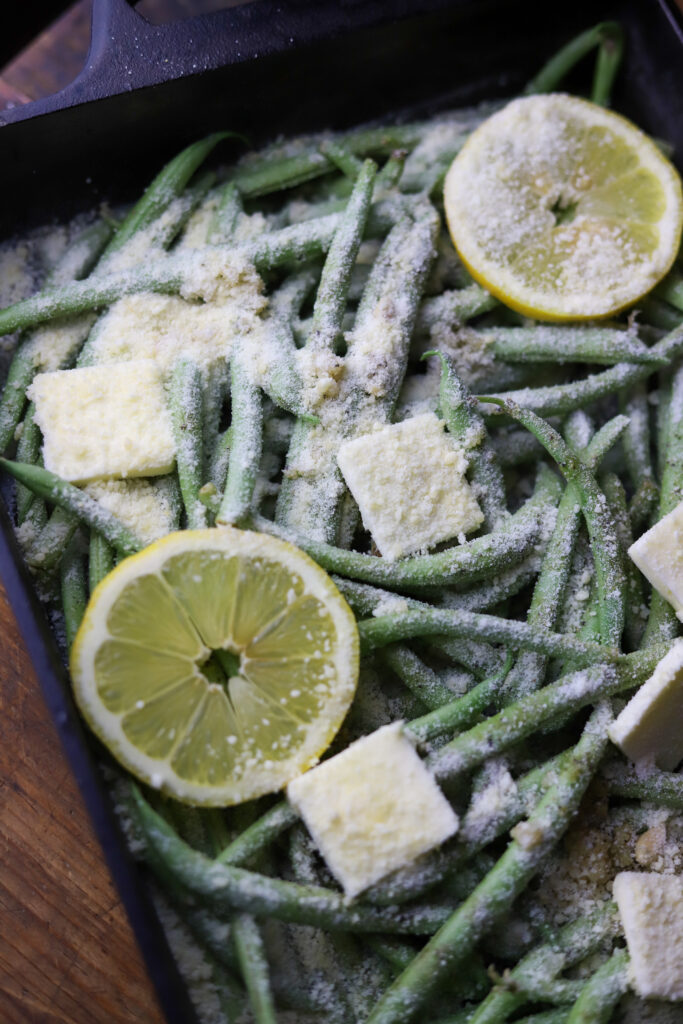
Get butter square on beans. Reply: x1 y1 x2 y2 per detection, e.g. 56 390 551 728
29 359 175 485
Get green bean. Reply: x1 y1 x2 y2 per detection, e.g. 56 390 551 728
277 205 439 542
480 325 662 366
216 348 263 527
256 463 560 588
88 532 115 592
24 506 78 571
378 643 462 710
601 472 646 651
431 350 506 531
501 414 628 702
590 22 625 106
628 476 659 533
320 139 365 180
365 706 610 1024
485 322 683 418
311 158 377 352
14 402 44 525
605 763 683 809
406 657 511 745
489 428 544 467
207 425 232 494
364 749 569 908
524 22 623 96
130 784 452 935
428 645 665 783
417 284 498 334
359 608 617 667
468 903 619 1024
102 132 234 258
170 358 207 529
206 181 243 244
619 383 653 491
60 533 87 649
232 913 277 1024
641 361 683 648
481 399 625 646
216 801 298 866
228 124 425 198
377 149 408 190
0 458 142 557
638 295 683 331
565 948 629 1024
656 270 683 313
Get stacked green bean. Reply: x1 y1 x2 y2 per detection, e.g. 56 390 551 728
2 21 683 1024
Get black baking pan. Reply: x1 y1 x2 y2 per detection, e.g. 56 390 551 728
0 1 682 1021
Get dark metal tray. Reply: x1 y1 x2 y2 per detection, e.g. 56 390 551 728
1 1 682 1021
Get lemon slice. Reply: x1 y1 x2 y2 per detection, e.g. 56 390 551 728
443 93 683 321
70 528 359 805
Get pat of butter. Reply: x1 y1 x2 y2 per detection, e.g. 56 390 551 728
614 872 683 1000
336 412 483 561
608 638 683 770
287 722 458 898
628 499 683 622
29 360 175 484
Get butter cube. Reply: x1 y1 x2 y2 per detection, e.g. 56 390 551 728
629 500 683 622
608 639 683 770
614 872 683 1000
29 360 175 484
336 413 483 561
287 722 458 898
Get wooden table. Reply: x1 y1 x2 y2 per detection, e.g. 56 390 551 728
1 3 683 1022
0 7 207 1022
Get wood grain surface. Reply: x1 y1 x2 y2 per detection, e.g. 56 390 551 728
1 3 683 1024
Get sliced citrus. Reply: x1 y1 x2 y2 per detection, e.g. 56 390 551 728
443 93 683 321
70 528 359 805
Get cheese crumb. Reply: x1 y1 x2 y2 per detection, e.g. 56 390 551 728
629 499 683 622
29 360 175 484
614 872 683 1000
287 721 458 898
336 412 483 560
608 639 683 771
83 477 177 546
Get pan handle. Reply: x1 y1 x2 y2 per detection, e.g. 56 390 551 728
1 0 456 123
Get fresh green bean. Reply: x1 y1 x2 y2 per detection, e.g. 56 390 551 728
429 645 665 783
102 132 234 258
378 643 462 710
565 948 629 1024
216 801 298 866
485 322 683 418
60 533 87 649
216 348 263 527
130 784 453 935
232 913 277 1024
467 903 620 1024
0 458 142 557
431 350 506 531
256 463 560 588
359 608 618 667
481 398 625 646
365 706 610 1023
170 359 207 529
524 22 623 96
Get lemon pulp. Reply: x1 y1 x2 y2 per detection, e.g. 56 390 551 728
70 528 360 805
443 93 683 321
